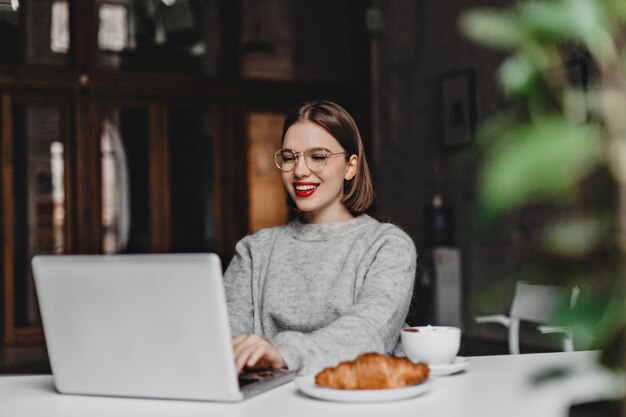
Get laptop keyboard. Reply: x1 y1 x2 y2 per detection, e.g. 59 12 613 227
238 368 293 389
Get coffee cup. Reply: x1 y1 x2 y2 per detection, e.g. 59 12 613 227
401 325 461 365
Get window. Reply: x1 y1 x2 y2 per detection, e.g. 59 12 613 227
50 1 69 53
98 3 128 52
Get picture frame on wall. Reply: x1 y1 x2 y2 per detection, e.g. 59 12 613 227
439 68 476 149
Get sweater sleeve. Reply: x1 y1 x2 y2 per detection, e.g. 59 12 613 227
223 237 255 337
272 231 417 375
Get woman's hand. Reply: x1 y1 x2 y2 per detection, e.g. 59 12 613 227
232 334 287 374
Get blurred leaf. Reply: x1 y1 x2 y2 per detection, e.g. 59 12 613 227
499 54 538 95
460 9 526 49
475 113 516 149
542 217 603 258
520 0 605 41
554 292 610 349
599 90 626 132
601 0 626 21
464 0 617 64
607 139 626 183
587 291 626 353
582 26 618 64
464 0 626 373
479 118 603 219
519 1 579 39
520 0 617 63
531 366 572 385
562 87 589 124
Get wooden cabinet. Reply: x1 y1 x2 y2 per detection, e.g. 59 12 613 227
0 0 370 373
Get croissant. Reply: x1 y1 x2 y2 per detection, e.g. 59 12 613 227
315 352 429 390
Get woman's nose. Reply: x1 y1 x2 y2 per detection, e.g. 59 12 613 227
293 154 310 177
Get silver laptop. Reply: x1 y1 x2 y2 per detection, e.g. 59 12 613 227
32 253 294 402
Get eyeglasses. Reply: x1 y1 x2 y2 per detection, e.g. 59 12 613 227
273 147 346 172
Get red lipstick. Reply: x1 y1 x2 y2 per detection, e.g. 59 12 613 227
294 182 319 198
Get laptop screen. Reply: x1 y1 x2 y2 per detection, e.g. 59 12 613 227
33 254 247 401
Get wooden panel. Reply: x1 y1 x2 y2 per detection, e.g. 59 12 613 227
215 99 249 263
241 0 295 80
74 94 101 253
246 112 288 232
60 101 74 254
0 0 371 353
1 92 16 343
149 104 171 252
218 0 241 80
13 327 44 344
1 94 71 344
211 104 226 260
70 0 97 69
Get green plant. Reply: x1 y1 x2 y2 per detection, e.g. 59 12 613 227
460 0 626 369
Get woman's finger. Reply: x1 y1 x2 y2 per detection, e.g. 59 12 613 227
235 345 257 374
232 335 287 373
233 334 259 356
246 342 286 370
246 345 268 368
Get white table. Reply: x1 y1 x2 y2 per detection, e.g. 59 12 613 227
0 351 623 417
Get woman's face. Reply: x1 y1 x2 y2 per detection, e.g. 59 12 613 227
281 121 357 223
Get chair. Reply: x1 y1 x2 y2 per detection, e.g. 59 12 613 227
474 281 580 354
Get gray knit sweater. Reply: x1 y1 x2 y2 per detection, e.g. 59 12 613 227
223 214 417 376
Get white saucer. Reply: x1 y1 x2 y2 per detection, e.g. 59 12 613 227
295 376 433 402
428 356 469 377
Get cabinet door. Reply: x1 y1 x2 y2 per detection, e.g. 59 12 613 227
0 0 71 67
2 95 71 343
94 0 220 75
100 104 221 255
99 105 153 253
168 107 217 253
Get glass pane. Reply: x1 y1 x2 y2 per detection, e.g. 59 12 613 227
247 112 288 233
101 107 150 253
168 108 214 252
50 0 69 54
98 3 128 52
23 0 69 65
0 0 21 65
96 0 219 75
12 103 66 327
241 0 353 81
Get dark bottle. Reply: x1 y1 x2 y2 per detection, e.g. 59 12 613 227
409 195 456 326
423 194 454 247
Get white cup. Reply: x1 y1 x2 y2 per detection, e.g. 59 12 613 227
401 325 461 365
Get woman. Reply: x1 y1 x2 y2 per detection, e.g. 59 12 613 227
224 100 417 376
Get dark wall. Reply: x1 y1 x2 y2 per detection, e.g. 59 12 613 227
372 0 539 343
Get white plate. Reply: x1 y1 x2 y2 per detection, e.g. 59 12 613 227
295 376 433 402
428 356 469 377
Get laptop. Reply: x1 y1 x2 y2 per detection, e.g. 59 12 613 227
31 253 294 402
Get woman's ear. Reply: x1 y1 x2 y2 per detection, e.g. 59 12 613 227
345 154 358 181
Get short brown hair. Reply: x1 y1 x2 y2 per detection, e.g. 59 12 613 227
281 100 375 215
